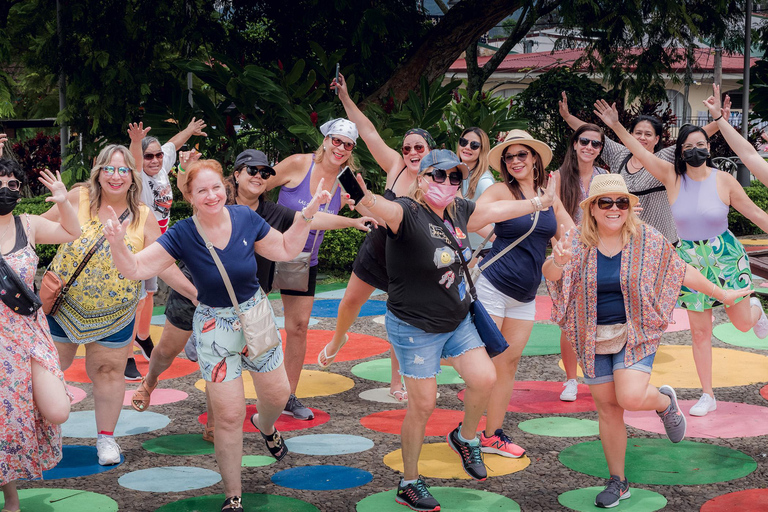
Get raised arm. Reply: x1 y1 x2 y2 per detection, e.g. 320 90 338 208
349 173 404 233
168 118 208 150
725 172 768 235
593 100 676 189
29 169 81 245
467 177 557 232
682 262 750 306
127 122 151 173
702 92 731 138
559 92 587 131
331 73 402 173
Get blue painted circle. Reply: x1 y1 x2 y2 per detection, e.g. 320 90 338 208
118 466 221 492
311 299 387 318
271 465 373 490
285 434 374 455
62 410 170 438
42 445 124 479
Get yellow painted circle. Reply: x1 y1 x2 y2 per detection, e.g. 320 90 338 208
195 369 354 399
383 442 529 480
558 345 768 389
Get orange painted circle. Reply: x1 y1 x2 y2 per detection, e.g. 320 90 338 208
361 409 486 437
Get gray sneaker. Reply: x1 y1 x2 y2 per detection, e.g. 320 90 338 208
282 394 314 421
184 334 198 362
657 385 686 443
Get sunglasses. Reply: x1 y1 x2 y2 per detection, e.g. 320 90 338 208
502 150 529 164
143 151 164 160
425 168 462 186
578 137 603 149
101 166 131 177
596 197 630 210
330 137 355 151
402 144 426 155
0 179 20 191
243 166 275 179
459 137 481 151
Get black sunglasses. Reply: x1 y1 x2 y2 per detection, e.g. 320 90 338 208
578 137 603 149
243 166 275 179
143 151 164 160
596 197 630 210
425 168 462 186
330 136 355 151
459 137 481 151
502 150 529 164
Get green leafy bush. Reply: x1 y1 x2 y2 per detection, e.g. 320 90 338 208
14 195 57 267
317 227 366 274
729 180 768 236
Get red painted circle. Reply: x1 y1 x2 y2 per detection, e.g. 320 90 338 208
458 380 596 413
360 408 486 437
64 355 198 384
534 296 553 321
198 403 330 432
280 329 390 365
760 384 768 402
701 489 768 511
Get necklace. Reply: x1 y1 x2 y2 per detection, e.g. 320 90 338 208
598 235 621 258
627 157 643 171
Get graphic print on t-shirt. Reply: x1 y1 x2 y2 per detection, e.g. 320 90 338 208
429 223 451 243
439 270 455 288
433 247 456 269
146 179 173 232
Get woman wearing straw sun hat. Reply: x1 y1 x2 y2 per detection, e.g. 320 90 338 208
544 173 747 508
472 130 574 459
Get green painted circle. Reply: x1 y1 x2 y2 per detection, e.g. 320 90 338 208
558 487 667 511
156 493 319 511
1 488 117 511
518 417 600 437
356 487 520 511
351 358 464 384
242 455 276 467
713 322 768 350
522 324 562 356
559 439 756 485
142 434 215 455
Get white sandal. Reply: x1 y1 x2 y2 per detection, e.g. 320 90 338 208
317 334 348 369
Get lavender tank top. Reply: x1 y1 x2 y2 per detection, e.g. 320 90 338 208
670 170 728 241
277 155 342 266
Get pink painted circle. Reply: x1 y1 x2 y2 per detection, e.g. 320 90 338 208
123 388 188 407
67 385 87 405
664 308 691 332
534 296 553 321
198 403 330 432
458 380 596 413
361 408 487 437
625 400 768 438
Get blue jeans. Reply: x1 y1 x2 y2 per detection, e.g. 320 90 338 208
583 344 656 385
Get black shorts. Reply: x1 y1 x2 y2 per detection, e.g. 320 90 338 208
165 262 195 332
279 265 319 297
351 227 389 292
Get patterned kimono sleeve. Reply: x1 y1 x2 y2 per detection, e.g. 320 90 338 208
546 229 584 326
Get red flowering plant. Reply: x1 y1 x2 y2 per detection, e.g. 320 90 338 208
11 132 61 196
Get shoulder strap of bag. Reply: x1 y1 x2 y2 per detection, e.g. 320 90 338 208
422 206 479 301
192 215 243 315
474 210 539 275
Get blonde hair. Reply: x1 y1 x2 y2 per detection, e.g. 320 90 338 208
458 127 491 199
88 144 143 229
408 166 457 216
313 136 360 172
580 196 642 248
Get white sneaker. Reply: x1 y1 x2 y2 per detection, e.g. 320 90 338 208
751 297 768 339
689 393 717 417
560 379 579 402
96 436 122 465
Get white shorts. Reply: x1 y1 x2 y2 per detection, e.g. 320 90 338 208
475 274 536 321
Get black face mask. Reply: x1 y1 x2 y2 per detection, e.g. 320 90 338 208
0 187 20 216
682 147 709 168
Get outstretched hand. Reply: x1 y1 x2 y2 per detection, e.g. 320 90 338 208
703 83 724 119
179 148 202 170
552 225 573 267
540 173 557 209
186 117 208 137
102 205 129 245
351 216 378 232
304 178 333 218
345 173 371 211
720 287 752 307
558 92 571 120
0 133 8 158
593 99 620 128
39 169 68 203
330 72 350 99
128 122 150 143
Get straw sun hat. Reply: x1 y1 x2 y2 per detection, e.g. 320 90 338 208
488 129 553 173
579 174 639 212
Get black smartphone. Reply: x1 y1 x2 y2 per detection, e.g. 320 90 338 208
335 63 340 95
337 166 365 204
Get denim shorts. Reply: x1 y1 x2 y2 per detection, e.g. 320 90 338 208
48 315 135 349
583 344 656 385
475 274 535 320
385 310 485 379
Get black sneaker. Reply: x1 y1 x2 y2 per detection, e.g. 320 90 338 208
135 335 154 359
124 357 142 381
446 423 486 481
395 477 440 512
595 475 630 508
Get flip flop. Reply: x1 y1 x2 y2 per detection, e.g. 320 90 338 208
317 334 348 369
388 389 408 402
130 377 157 412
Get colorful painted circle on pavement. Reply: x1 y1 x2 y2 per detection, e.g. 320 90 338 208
242 455 276 467
198 403 330 432
458 380 596 413
311 298 387 317
275 316 319 328
534 295 553 321
0 488 118 511
42 445 123 479
558 487 667 511
361 408 486 437
62 410 170 438
67 384 87 405
195 369 354 399
518 417 600 437
359 387 409 404
352 358 464 384
285 434 374 455
665 308 691 332
64 354 198 383
522 324 561 356
142 434 215 455
559 439 756 485
701 489 768 511
383 443 529 480
761 384 768 402
271 465 373 490
122 387 188 407
315 286 385 299
714 322 768 350
278 329 390 365
118 466 221 492
357 487 520 511
625 400 768 438
156 493 319 512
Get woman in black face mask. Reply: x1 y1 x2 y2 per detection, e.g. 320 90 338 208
594 100 768 419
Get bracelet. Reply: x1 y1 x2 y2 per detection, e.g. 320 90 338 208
531 197 542 212
711 283 717 300
300 207 314 223
551 256 564 268
362 193 376 208
713 114 723 122
177 165 185 173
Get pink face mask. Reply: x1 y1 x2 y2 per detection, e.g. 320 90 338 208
424 180 458 209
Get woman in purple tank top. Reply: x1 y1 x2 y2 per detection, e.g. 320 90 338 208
595 99 768 418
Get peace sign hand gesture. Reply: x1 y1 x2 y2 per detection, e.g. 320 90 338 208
552 225 573 268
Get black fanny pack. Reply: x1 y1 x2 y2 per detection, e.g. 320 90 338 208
0 255 42 316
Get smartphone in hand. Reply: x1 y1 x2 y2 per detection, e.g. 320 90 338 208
335 63 340 95
337 166 365 204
